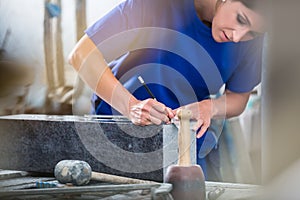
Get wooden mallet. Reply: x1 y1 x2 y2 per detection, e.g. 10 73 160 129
164 109 206 200
54 160 157 186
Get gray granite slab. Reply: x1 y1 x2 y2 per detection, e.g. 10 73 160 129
0 114 196 182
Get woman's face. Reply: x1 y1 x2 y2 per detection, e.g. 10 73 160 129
212 0 264 43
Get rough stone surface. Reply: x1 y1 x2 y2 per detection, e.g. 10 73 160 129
0 114 196 182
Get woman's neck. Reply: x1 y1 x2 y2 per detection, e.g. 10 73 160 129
194 0 216 23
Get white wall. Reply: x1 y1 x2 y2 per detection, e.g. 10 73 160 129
87 0 124 26
0 0 123 112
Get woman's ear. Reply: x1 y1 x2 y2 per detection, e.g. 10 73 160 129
215 0 226 11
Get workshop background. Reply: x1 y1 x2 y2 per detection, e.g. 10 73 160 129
0 0 270 187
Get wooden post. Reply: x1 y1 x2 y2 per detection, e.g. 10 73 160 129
56 0 65 89
76 0 87 41
73 0 87 111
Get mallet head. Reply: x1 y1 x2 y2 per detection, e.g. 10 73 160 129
54 160 92 186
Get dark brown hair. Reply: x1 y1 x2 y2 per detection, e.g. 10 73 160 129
216 0 269 16
233 0 269 16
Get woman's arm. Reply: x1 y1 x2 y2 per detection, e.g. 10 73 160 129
212 89 251 118
178 89 251 138
69 34 174 125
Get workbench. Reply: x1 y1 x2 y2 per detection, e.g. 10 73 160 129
0 169 261 200
0 114 262 199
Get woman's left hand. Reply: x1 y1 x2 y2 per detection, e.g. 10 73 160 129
174 99 213 138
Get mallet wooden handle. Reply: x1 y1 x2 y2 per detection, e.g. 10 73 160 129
177 109 192 166
91 171 157 184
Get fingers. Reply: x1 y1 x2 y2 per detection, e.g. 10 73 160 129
129 107 151 125
166 107 175 120
196 121 210 138
193 118 210 138
151 102 175 124
129 99 174 126
174 103 212 138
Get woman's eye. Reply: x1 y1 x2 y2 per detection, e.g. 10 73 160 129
237 14 247 25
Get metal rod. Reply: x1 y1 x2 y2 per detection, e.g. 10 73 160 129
0 183 165 197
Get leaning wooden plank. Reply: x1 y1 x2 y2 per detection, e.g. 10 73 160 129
44 0 55 94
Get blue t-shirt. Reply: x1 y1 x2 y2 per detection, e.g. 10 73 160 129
85 0 263 115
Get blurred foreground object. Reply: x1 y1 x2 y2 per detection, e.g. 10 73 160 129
0 59 33 115
261 0 300 199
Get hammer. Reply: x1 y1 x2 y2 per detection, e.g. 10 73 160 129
164 109 206 200
54 160 157 186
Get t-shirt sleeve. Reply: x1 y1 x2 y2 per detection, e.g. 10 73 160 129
225 36 265 93
85 0 144 62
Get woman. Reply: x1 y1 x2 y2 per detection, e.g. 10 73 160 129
69 0 266 180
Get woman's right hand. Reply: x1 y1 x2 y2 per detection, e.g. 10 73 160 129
128 98 175 126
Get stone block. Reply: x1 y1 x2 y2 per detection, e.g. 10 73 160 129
0 114 196 182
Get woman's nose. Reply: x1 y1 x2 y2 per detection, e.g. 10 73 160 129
232 28 249 43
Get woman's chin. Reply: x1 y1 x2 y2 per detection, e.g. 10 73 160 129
212 35 223 43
